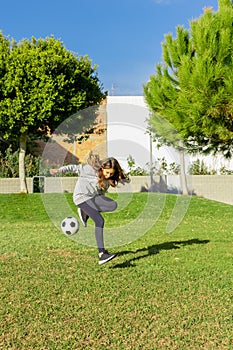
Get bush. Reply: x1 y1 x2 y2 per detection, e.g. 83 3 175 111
189 159 233 175
126 155 148 176
127 155 180 176
0 146 49 178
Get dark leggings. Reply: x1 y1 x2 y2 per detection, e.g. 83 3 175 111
78 195 117 252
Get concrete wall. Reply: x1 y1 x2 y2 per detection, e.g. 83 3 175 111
188 175 233 206
0 175 232 206
0 178 34 194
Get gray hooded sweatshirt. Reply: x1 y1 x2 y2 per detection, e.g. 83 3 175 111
58 164 109 206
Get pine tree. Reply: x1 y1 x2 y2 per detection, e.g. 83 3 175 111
144 0 233 158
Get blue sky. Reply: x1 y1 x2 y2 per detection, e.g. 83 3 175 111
1 0 218 95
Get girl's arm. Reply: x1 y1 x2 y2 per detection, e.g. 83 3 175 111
50 164 81 176
50 168 60 176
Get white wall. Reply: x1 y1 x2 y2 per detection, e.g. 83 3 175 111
106 96 151 170
106 96 186 172
106 96 233 174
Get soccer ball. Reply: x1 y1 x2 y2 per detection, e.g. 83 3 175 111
61 216 79 236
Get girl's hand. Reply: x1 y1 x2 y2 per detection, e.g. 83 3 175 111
50 169 59 176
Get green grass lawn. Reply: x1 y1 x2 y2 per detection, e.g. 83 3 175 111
0 193 232 349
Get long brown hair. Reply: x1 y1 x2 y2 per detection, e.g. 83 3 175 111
87 152 129 190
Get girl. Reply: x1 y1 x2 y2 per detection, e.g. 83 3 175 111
50 152 129 265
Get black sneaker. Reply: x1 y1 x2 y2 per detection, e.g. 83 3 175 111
99 251 116 265
78 208 88 227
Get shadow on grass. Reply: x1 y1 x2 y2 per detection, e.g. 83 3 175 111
110 238 210 269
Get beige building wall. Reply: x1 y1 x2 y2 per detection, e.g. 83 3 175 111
36 100 108 166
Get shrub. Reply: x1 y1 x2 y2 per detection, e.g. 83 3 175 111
0 146 49 178
127 155 180 176
189 159 233 175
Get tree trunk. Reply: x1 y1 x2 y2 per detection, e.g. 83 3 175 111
19 131 28 193
179 149 189 195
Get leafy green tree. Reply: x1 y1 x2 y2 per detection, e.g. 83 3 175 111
144 0 233 160
0 33 106 192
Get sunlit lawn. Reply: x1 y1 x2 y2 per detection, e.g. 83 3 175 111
0 193 232 349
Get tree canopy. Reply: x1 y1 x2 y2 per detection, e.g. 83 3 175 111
144 0 233 158
0 33 106 192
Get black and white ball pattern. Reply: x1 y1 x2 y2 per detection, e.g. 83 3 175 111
61 216 79 236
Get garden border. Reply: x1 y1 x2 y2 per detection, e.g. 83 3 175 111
0 175 232 205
